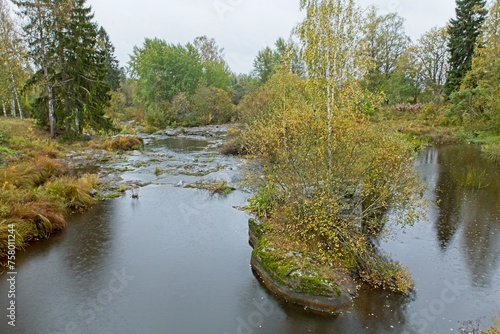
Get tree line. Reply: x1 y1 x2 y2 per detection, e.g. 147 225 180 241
0 0 498 138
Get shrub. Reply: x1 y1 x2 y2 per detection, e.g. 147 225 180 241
241 70 424 293
186 86 236 126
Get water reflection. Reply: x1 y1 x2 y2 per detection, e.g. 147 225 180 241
149 137 211 153
0 144 498 334
431 146 500 286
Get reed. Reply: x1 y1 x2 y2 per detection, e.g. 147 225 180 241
461 167 488 190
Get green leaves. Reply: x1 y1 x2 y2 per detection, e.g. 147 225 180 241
253 46 280 84
129 38 203 105
128 36 235 127
11 0 117 136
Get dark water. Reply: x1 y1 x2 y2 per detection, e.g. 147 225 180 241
1 144 499 334
150 137 212 153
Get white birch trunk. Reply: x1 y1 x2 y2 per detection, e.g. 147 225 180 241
44 66 56 138
10 97 16 118
10 70 24 120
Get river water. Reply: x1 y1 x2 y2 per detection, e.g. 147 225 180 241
1 138 499 334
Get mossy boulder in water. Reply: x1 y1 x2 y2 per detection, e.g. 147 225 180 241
249 219 357 314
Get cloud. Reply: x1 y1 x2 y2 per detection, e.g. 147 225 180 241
88 0 455 74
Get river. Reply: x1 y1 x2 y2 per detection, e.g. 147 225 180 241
1 136 499 333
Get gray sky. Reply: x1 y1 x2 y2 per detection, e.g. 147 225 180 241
86 0 456 74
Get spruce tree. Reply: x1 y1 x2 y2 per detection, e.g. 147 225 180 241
97 26 121 91
56 0 113 134
12 0 59 137
13 0 115 136
444 0 487 98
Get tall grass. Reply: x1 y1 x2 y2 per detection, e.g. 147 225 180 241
0 119 99 266
3 156 67 189
0 170 99 263
482 142 500 163
45 174 98 210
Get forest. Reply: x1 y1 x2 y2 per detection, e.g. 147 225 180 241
0 0 497 143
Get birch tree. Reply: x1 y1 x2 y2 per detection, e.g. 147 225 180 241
0 0 28 120
296 0 365 164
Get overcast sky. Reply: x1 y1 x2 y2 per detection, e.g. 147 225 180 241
86 0 456 74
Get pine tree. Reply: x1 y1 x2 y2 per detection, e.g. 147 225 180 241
444 0 487 98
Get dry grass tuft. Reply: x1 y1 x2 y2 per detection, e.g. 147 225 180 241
98 136 144 151
10 200 67 232
1 156 67 189
46 174 98 210
0 119 100 265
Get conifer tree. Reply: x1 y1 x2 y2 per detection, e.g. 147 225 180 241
98 26 121 91
444 0 487 97
12 0 115 136
56 0 112 134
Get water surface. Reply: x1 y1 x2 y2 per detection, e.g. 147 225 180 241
1 143 498 334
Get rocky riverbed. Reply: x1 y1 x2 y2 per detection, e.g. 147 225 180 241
64 125 244 199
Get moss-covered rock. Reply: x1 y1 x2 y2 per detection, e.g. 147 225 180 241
248 219 357 314
248 218 268 247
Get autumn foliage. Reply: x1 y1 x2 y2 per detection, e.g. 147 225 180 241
242 67 423 292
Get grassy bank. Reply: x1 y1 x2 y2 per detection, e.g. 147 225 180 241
374 105 458 146
376 105 500 163
0 119 109 267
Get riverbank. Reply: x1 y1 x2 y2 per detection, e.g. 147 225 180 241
376 105 500 162
0 119 238 268
0 119 145 267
